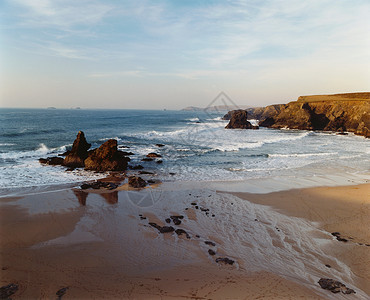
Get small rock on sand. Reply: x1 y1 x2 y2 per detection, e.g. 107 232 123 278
318 278 355 294
215 257 235 265
0 283 19 299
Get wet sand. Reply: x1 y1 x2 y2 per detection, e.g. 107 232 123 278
232 183 370 295
1 183 369 299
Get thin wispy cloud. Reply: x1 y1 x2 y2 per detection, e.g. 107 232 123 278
1 0 369 108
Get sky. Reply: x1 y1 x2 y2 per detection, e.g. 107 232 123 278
1 0 369 109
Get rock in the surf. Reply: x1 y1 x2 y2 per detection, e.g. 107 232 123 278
84 139 130 171
63 131 91 168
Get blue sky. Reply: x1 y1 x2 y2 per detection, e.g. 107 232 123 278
1 0 369 109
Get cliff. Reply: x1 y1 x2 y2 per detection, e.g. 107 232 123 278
258 93 370 137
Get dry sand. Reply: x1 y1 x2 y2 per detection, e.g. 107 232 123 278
1 183 369 299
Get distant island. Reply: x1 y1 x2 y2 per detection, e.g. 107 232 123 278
182 104 250 112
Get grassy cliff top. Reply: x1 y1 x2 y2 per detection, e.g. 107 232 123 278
297 92 370 103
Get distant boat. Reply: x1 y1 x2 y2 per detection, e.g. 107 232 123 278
164 109 167 111
47 107 56 109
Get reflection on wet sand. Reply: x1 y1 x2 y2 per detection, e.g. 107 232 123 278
73 190 88 206
100 191 118 204
73 189 118 205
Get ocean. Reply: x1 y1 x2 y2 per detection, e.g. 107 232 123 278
0 108 369 196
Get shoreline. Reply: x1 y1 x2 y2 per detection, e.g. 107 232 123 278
1 180 369 299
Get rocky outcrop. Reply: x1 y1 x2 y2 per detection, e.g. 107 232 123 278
84 139 130 171
63 131 91 168
258 93 370 137
225 110 258 129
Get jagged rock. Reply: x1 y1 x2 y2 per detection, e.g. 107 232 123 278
128 176 147 188
225 110 254 129
0 283 19 299
215 257 235 265
318 278 356 294
63 131 91 168
39 157 64 165
84 139 130 171
147 153 162 158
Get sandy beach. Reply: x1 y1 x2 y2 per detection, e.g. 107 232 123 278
1 181 369 299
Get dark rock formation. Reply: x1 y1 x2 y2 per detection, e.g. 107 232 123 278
331 232 348 242
205 241 216 247
225 110 256 129
208 249 216 256
84 139 130 171
258 93 370 137
318 278 355 294
130 165 144 170
63 131 91 168
128 176 147 188
215 257 235 265
175 229 190 239
147 153 162 158
39 157 64 165
170 215 184 225
0 283 19 299
80 181 118 190
56 287 69 298
156 144 165 147
159 226 175 233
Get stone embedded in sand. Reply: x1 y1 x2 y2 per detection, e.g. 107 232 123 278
63 131 91 168
205 241 216 247
84 139 130 172
128 176 147 188
208 249 216 256
175 229 190 239
170 215 184 225
0 283 19 299
149 222 162 231
56 287 69 298
318 278 355 294
159 226 175 233
215 257 235 265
